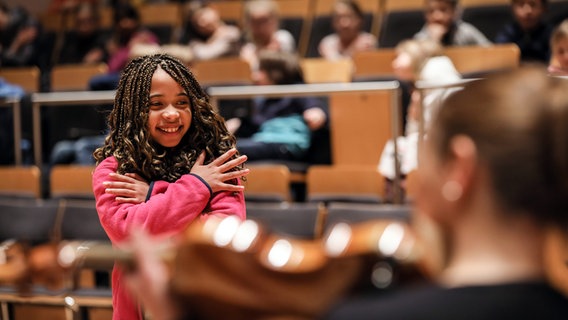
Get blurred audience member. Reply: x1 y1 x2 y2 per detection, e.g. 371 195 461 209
226 51 328 162
378 39 461 197
548 19 568 75
55 2 108 65
319 0 377 60
414 0 491 46
0 2 42 67
495 0 551 63
88 3 158 90
240 0 295 70
185 4 241 61
328 66 568 320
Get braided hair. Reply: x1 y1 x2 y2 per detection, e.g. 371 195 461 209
93 54 238 182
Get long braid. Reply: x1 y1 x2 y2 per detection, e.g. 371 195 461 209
93 54 239 182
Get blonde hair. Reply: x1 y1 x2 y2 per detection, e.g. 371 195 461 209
550 19 568 51
395 39 443 76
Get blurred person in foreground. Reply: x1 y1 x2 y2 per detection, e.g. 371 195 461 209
121 66 568 320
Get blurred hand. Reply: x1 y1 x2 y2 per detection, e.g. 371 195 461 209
124 228 177 320
426 23 448 42
303 107 327 130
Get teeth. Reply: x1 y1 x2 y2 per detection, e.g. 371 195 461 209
160 127 179 133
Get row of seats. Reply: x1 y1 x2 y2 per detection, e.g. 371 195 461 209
1 45 521 203
0 196 412 320
38 0 564 57
0 44 521 93
0 164 390 204
0 198 111 320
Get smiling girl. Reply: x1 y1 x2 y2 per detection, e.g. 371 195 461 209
92 54 249 320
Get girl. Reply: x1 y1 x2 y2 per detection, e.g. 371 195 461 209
548 19 568 76
92 53 249 320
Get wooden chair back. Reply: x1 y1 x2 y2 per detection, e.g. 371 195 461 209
306 165 385 203
0 166 42 199
276 0 312 56
50 63 108 91
191 58 252 86
0 67 40 93
210 1 245 26
383 0 424 11
328 90 397 166
352 49 397 81
301 58 353 83
139 2 183 27
244 164 291 203
50 165 95 199
443 44 520 75
460 0 510 7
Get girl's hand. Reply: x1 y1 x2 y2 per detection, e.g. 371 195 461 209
103 173 150 203
190 149 249 193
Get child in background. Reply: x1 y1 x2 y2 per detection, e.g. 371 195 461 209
378 39 461 200
414 0 491 46
318 0 377 60
226 50 328 162
495 0 551 63
548 19 568 76
240 0 296 70
92 54 249 320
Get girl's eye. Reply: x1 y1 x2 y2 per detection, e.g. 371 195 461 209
149 101 162 109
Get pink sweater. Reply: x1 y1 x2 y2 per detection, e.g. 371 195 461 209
92 157 246 320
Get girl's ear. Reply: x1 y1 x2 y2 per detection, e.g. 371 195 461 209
444 135 477 202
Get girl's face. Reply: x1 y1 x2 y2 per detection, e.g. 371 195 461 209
147 67 192 148
553 36 568 70
392 51 415 81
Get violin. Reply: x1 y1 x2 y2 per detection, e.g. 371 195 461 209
52 215 436 319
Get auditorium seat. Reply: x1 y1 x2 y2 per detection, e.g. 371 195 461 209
49 165 95 200
0 67 41 93
244 164 292 203
50 63 108 91
461 2 511 41
545 1 568 27
443 43 521 77
276 0 312 56
191 57 252 87
300 58 353 83
209 0 244 27
139 2 183 44
379 0 425 48
352 48 397 81
306 165 385 204
0 166 42 199
246 202 325 239
324 202 412 229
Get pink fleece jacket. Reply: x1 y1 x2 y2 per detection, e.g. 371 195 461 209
92 157 246 320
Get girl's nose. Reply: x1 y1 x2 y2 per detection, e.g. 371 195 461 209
162 106 180 120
